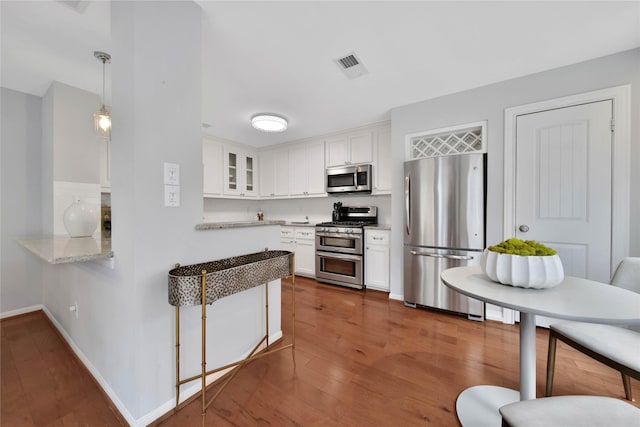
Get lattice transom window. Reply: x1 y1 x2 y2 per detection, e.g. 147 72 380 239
406 122 486 161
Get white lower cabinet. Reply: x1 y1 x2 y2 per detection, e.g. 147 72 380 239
364 228 390 292
280 227 316 277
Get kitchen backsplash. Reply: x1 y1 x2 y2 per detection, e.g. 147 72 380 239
203 195 391 224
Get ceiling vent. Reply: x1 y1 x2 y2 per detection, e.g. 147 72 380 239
334 52 368 80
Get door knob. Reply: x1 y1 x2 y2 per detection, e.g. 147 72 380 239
519 224 530 233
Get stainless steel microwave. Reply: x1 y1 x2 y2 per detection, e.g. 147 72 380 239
326 164 372 194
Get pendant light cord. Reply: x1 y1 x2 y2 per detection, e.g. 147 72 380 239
102 59 106 106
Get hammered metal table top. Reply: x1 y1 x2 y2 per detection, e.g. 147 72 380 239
168 250 293 307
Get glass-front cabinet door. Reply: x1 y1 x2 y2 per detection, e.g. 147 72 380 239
223 146 257 197
245 155 254 193
227 151 237 191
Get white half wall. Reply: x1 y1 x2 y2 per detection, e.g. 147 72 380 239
0 88 44 314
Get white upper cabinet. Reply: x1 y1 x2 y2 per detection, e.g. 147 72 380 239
325 131 373 167
202 121 388 200
203 138 223 196
373 126 392 194
290 139 326 197
223 146 257 197
260 148 289 198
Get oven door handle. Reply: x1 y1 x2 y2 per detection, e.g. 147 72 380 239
409 251 474 261
316 251 362 261
317 233 362 240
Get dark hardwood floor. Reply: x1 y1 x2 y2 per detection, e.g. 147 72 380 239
2 277 638 426
1 311 125 426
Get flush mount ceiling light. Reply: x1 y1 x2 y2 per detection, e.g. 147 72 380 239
93 51 111 140
251 114 288 132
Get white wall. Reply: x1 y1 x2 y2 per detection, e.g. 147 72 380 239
0 88 43 315
389 48 640 300
42 81 102 235
35 1 282 424
47 81 101 184
204 194 392 225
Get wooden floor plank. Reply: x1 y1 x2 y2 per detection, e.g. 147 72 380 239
3 278 639 426
0 311 126 427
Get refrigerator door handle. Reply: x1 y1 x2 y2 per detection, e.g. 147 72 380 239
405 175 411 235
409 251 475 261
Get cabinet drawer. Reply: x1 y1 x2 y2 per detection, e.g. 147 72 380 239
295 228 315 240
365 229 389 245
280 227 294 238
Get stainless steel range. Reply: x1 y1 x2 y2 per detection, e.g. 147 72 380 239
315 205 377 289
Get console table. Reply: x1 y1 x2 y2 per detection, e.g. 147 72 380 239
168 250 295 426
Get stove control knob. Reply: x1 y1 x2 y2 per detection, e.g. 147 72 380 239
347 228 353 234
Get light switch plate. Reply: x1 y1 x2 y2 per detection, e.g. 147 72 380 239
164 162 180 185
164 185 180 207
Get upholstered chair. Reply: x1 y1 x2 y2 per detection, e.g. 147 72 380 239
545 257 640 400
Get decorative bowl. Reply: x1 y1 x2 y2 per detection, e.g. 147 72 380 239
481 249 564 289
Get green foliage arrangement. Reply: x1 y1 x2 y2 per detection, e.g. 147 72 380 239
488 238 557 256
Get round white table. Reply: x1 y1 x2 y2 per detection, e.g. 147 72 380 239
440 266 640 427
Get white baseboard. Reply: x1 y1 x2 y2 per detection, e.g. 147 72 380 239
41 307 138 426
0 304 44 319
40 308 286 427
389 293 403 301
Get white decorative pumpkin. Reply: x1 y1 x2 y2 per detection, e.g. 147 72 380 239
481 249 564 289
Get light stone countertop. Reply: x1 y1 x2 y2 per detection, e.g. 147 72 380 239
281 222 317 228
364 224 391 230
17 236 113 264
195 220 286 230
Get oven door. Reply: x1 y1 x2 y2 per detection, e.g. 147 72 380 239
316 251 363 289
316 232 363 255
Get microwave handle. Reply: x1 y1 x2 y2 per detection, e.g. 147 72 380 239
405 174 411 235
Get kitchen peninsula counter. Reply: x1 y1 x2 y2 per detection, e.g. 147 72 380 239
17 236 113 264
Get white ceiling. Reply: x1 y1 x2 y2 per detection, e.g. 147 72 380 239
2 1 639 147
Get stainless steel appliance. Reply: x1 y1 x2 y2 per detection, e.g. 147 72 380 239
316 205 377 289
326 164 372 194
404 154 485 320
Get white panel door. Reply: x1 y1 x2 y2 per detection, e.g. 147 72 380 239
515 100 613 283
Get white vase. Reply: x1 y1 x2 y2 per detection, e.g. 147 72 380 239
481 249 564 289
63 196 99 238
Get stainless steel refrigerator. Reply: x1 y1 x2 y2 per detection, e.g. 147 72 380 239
404 154 485 320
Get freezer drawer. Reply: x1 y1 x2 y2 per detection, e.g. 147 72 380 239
404 247 484 320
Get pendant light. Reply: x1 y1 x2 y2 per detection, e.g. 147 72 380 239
93 51 111 139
